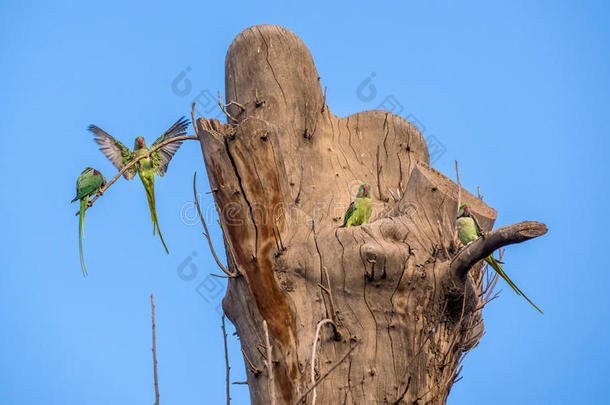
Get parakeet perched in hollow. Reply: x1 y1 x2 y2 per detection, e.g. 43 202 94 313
457 203 542 313
89 117 189 254
342 183 372 227
71 167 106 277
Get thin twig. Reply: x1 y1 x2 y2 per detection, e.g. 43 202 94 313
217 91 240 123
483 250 503 302
310 319 336 405
226 100 246 112
455 160 461 217
479 270 499 298
295 342 359 405
191 102 198 136
151 294 159 405
241 348 263 376
454 160 462 249
75 134 199 215
263 320 276 405
193 172 238 278
477 186 481 200
221 315 231 405
477 249 503 310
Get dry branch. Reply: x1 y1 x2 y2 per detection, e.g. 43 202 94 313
455 160 462 217
151 294 159 405
222 315 231 405
193 172 238 278
217 91 243 123
451 221 548 280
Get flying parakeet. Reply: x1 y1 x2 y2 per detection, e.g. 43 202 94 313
89 117 189 254
71 167 106 277
457 203 542 313
342 183 372 227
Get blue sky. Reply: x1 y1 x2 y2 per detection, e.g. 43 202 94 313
1 1 609 404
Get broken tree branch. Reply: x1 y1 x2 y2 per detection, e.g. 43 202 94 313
217 91 242 123
451 221 548 280
75 134 199 215
193 172 238 278
222 315 231 405
191 101 198 135
151 294 159 405
455 160 461 217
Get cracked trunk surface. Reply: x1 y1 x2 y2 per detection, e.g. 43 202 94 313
195 25 541 405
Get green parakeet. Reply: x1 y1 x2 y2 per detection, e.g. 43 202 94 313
89 117 189 254
342 183 372 227
71 167 106 277
457 203 542 313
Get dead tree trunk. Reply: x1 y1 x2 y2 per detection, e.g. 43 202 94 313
194 25 547 405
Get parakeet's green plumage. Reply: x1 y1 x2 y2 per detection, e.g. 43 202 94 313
90 117 188 254
342 183 372 227
72 167 106 277
457 203 542 313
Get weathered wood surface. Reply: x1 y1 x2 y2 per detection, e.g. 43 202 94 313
195 25 547 405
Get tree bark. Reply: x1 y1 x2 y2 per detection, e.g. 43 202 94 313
194 25 547 405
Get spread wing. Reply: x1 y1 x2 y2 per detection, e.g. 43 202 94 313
150 116 189 176
88 125 136 180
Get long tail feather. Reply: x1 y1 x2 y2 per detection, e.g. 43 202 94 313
155 220 169 255
485 255 542 313
144 185 169 254
145 188 157 235
485 255 519 295
79 197 88 277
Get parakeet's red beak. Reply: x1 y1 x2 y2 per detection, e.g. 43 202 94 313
138 138 143 145
93 169 100 176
